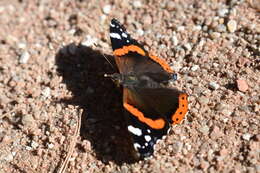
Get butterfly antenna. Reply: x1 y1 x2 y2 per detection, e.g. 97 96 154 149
93 43 116 70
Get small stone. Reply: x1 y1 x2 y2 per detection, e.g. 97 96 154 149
166 1 175 11
17 42 26 49
47 143 54 149
142 15 152 25
209 82 219 90
210 32 221 39
31 141 39 149
242 133 251 141
19 51 30 64
219 148 229 156
200 161 210 170
177 26 185 31
215 24 226 32
198 96 209 105
133 1 142 8
184 43 192 51
236 79 248 92
5 153 14 161
136 29 144 36
227 20 237 33
199 125 210 135
41 87 51 98
191 65 199 71
217 8 229 17
171 35 178 46
102 5 111 14
210 126 223 139
81 35 97 47
22 114 35 127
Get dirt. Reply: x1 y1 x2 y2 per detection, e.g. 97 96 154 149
0 0 259 172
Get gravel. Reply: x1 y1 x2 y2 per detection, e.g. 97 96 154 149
0 1 259 172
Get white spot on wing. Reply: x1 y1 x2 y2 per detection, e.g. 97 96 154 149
145 135 152 142
122 32 128 38
128 125 142 136
126 40 130 43
134 143 141 150
147 129 151 133
110 23 115 27
110 33 121 39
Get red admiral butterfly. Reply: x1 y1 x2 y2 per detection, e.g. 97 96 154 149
108 18 188 159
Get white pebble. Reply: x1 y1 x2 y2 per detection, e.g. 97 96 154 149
19 51 30 64
81 35 97 47
172 35 178 46
209 82 219 90
184 43 192 51
242 133 251 141
177 26 185 31
191 65 199 71
5 153 14 161
42 87 51 98
17 42 26 49
133 1 142 8
137 29 144 36
218 8 229 17
47 143 54 149
103 5 111 14
227 20 237 33
31 141 39 149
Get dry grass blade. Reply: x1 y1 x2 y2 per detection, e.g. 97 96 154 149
58 109 82 173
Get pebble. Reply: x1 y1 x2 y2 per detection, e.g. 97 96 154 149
227 20 237 33
184 43 192 51
217 8 229 17
136 29 144 36
209 82 219 90
41 87 51 98
210 126 223 139
199 125 210 135
198 96 209 105
215 24 226 32
166 1 175 11
31 141 39 149
236 79 248 92
191 65 199 71
242 133 251 141
210 32 221 39
47 143 54 149
19 51 30 64
5 153 14 161
133 1 142 8
171 34 178 46
102 5 111 14
81 35 97 47
22 114 35 127
142 15 152 25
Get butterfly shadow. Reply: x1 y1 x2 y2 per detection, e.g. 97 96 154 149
55 43 137 165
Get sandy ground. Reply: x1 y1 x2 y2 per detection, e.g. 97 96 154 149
0 0 259 172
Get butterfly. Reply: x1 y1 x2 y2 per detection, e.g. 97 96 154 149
107 18 188 159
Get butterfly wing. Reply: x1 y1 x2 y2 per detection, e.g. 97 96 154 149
110 19 174 83
123 88 170 158
132 87 188 125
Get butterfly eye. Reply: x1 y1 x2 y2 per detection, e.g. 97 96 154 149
172 73 178 81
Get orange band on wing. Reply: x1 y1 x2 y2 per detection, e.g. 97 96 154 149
149 54 173 73
113 45 146 56
171 93 188 125
123 102 166 129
